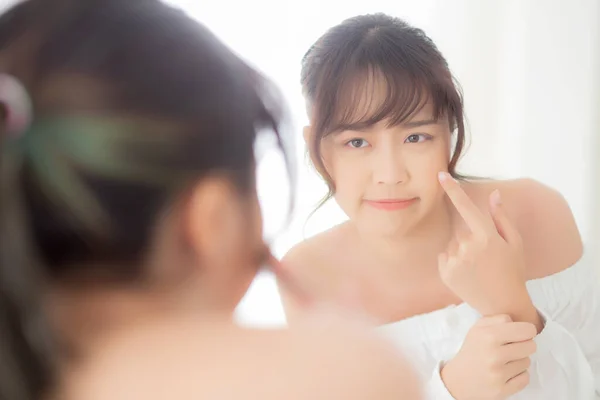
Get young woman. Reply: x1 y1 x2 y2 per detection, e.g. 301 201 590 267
280 13 600 399
0 2 421 399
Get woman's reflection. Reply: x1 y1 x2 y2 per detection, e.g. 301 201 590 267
279 13 599 399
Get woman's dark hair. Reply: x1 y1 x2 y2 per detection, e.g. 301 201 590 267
301 13 466 206
0 0 291 398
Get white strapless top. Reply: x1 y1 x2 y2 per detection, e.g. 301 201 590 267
378 249 600 400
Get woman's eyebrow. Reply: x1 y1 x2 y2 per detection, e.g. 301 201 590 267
331 122 374 134
402 118 438 128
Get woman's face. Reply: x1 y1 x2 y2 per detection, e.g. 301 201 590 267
320 99 452 237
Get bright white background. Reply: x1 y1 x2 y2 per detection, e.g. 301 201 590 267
2 0 598 327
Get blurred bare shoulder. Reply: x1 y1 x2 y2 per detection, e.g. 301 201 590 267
64 316 421 400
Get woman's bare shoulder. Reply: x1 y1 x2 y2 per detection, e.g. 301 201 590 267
282 221 354 269
64 317 421 400
278 222 359 319
465 178 582 278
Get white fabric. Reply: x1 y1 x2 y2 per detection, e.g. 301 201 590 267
378 250 600 399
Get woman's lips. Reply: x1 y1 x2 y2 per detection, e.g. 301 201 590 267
363 198 418 211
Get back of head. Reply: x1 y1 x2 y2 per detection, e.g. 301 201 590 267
0 0 289 398
300 13 466 202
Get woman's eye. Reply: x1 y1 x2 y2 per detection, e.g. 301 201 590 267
405 134 429 143
346 138 369 148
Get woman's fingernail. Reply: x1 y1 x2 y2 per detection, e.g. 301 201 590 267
438 171 449 182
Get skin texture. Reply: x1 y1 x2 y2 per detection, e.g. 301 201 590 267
64 312 422 400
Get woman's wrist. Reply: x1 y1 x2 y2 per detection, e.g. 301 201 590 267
519 301 545 333
505 288 544 333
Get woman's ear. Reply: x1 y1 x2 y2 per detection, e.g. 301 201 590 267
184 177 243 267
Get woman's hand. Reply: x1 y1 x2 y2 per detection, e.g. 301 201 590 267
441 314 537 400
437 173 542 331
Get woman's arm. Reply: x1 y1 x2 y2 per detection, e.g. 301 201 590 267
435 176 596 398
423 311 596 400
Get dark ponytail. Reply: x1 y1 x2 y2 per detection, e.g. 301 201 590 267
0 1 76 397
0 133 56 399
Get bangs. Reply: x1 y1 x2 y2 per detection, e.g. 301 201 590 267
312 51 461 136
